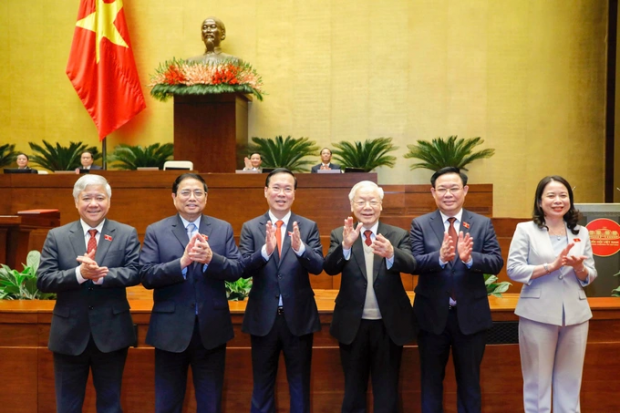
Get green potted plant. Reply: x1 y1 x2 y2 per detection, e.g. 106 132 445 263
0 250 55 300
0 143 17 168
225 278 253 301
29 140 101 171
403 135 494 171
249 135 319 172
331 137 398 172
107 143 174 170
484 274 511 297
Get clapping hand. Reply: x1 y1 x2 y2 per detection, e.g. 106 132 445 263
457 232 473 263
372 234 394 258
439 232 455 262
265 220 277 256
290 221 302 252
76 249 109 280
190 233 212 264
342 217 362 249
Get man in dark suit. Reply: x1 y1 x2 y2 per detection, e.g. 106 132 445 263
37 174 141 413
140 173 244 413
81 151 102 170
310 148 341 173
410 167 504 413
324 180 416 413
239 168 323 413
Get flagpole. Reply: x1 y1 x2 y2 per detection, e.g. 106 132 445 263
102 137 107 170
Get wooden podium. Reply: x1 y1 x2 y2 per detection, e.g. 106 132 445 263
173 93 250 172
0 210 59 270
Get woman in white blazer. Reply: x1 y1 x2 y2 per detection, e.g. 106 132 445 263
507 175 597 413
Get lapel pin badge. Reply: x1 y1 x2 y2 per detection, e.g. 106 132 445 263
462 222 470 229
573 238 581 242
104 235 113 242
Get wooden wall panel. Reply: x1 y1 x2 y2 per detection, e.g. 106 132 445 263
2 295 620 412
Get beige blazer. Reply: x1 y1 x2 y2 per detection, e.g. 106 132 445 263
507 221 597 326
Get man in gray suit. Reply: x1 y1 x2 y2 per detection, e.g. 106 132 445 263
37 174 141 413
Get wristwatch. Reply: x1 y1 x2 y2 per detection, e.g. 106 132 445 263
543 263 550 273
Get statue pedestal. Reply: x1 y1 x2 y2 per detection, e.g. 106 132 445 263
173 93 250 172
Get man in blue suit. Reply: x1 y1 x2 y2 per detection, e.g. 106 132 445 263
37 174 141 413
140 173 244 413
410 167 504 413
239 168 324 413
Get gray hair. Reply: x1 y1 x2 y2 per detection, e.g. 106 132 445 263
73 175 112 200
348 180 384 202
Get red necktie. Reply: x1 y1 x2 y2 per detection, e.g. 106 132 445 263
87 229 98 254
364 230 372 246
275 220 284 257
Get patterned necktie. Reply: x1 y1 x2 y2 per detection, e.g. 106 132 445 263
275 220 284 257
187 222 197 241
87 229 98 254
364 230 372 246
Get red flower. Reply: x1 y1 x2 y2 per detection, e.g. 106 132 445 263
212 64 239 85
163 64 186 85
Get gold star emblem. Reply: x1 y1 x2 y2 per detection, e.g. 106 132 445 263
75 0 129 63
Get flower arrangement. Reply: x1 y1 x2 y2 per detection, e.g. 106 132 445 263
149 58 264 101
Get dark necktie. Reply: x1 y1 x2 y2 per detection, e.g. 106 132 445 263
364 230 372 246
275 220 284 256
87 229 98 254
447 218 457 300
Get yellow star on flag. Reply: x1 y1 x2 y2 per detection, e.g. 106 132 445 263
75 0 129 63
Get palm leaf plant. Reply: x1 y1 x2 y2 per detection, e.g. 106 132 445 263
404 135 495 171
28 140 101 171
0 250 55 300
249 135 319 172
331 137 398 172
0 143 17 168
107 143 174 170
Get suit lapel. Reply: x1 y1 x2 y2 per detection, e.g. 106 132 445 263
279 214 294 265
95 220 114 263
69 221 86 256
199 215 212 239
460 210 472 238
430 210 446 247
171 215 189 248
372 223 388 282
351 235 368 280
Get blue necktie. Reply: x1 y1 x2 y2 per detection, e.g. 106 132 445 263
187 222 197 240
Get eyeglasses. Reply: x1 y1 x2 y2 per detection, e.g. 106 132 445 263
354 200 381 207
269 186 294 195
434 186 463 196
178 190 206 199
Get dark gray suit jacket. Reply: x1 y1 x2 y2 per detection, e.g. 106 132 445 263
324 222 417 346
140 214 244 352
310 163 341 173
410 209 504 335
239 212 323 337
37 219 141 355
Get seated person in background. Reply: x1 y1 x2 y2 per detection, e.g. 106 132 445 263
75 151 102 173
311 148 341 173
243 152 262 171
16 153 33 170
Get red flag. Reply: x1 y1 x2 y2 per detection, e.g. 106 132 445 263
66 0 146 140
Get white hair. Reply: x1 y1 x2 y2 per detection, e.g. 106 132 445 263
73 175 112 200
348 180 384 202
